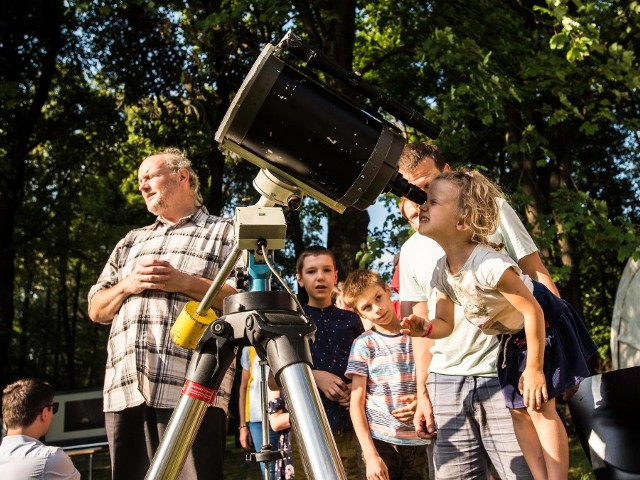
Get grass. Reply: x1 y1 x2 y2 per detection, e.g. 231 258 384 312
69 450 110 480
569 434 595 480
75 431 595 479
71 436 262 480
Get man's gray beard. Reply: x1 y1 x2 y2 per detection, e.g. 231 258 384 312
146 197 167 216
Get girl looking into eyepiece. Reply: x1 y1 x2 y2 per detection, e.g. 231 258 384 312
401 169 597 479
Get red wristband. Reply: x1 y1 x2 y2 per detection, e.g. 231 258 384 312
422 321 433 338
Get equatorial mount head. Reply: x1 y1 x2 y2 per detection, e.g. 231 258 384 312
253 169 304 211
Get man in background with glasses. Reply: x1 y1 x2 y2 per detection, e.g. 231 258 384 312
0 377 80 479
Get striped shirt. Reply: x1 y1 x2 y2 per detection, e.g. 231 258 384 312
345 329 428 446
88 206 238 412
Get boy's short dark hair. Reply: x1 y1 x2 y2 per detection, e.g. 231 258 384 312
398 142 447 174
2 378 55 428
342 269 387 310
295 246 336 274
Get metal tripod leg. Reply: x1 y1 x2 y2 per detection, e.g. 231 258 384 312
244 359 283 479
281 362 344 478
146 291 346 480
146 321 236 479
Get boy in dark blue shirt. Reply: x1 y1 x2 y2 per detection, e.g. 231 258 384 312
293 246 364 479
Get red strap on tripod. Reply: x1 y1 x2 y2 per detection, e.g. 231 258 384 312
181 380 217 405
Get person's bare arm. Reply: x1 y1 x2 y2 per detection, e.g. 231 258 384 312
411 336 438 440
400 300 427 319
498 268 547 410
401 300 437 439
401 295 455 339
88 283 133 325
350 374 390 480
401 301 431 400
267 389 290 432
413 384 437 439
518 252 580 399
238 368 253 449
413 338 432 401
88 260 162 324
413 336 432 401
518 251 559 297
138 259 237 309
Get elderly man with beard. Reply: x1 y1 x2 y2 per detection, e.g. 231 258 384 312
88 148 239 479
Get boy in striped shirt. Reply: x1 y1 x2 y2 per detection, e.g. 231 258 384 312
344 270 430 480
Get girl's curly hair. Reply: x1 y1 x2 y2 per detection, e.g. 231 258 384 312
434 169 505 248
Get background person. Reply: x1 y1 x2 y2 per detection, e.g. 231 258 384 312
268 388 295 480
238 346 279 479
88 148 239 479
0 378 80 480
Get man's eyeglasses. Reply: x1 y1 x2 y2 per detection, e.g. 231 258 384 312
43 402 59 414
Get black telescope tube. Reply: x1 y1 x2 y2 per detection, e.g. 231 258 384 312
279 32 441 140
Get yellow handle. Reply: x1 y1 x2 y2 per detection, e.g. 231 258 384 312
170 301 217 350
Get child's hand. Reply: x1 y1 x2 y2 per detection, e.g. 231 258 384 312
400 314 431 337
518 367 548 410
391 394 417 423
338 383 352 407
313 370 349 403
364 453 389 480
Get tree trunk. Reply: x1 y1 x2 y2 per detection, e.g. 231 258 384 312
58 249 76 387
205 71 230 216
286 209 305 260
550 123 580 308
297 0 368 276
68 258 84 387
18 256 34 374
327 208 370 280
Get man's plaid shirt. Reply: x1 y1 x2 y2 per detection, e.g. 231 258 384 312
88 206 238 413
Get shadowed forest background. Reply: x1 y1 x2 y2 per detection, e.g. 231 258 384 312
1 0 639 390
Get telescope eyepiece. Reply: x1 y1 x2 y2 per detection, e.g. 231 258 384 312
385 172 427 205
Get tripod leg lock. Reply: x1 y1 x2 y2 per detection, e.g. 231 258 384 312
184 320 236 390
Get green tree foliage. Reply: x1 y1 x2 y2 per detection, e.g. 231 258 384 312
354 0 639 364
0 0 360 387
1 0 131 387
1 0 637 387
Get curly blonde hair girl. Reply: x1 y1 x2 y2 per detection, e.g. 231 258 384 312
434 169 505 248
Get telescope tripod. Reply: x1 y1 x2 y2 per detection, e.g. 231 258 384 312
146 273 346 479
146 173 347 480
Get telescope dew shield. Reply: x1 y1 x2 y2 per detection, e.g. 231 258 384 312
215 44 406 213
